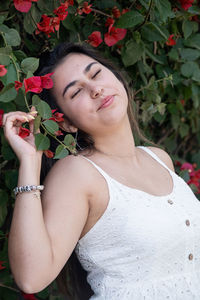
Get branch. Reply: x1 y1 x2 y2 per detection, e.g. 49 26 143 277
132 0 153 32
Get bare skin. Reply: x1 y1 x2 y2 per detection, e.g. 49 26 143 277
3 53 175 293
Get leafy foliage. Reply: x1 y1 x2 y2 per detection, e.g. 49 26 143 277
0 0 200 299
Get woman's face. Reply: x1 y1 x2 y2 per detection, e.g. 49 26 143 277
52 53 129 136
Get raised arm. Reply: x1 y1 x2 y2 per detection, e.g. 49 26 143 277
3 112 90 293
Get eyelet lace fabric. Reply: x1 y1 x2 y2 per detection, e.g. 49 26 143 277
75 147 200 299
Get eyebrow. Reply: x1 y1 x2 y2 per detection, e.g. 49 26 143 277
62 61 98 97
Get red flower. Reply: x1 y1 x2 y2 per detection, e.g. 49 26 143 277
166 34 176 46
88 31 103 47
122 8 130 15
180 99 185 106
105 17 114 27
77 1 92 15
82 2 92 14
54 130 63 136
112 6 121 18
44 149 54 158
41 72 54 89
50 109 64 123
0 65 7 77
0 261 6 270
13 0 38 13
178 0 194 10
54 2 69 21
68 0 74 5
36 15 60 37
0 109 4 127
181 162 195 176
19 127 30 138
24 76 42 93
21 292 37 300
15 80 23 91
104 25 127 47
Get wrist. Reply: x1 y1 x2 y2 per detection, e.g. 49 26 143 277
18 156 42 186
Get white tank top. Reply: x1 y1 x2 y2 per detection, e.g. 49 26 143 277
75 146 200 299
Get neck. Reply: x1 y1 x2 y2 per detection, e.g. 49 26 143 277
92 117 136 159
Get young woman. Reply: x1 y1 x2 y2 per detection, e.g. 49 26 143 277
3 43 200 300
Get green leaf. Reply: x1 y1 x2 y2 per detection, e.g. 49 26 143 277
5 29 21 47
62 14 77 32
179 169 190 182
37 0 60 12
183 20 198 40
154 0 173 22
93 0 120 9
64 134 75 146
122 40 144 67
42 120 59 134
36 100 52 119
21 57 39 74
184 33 200 50
180 61 199 77
179 123 189 138
35 133 50 150
0 83 17 103
3 63 17 85
0 190 8 227
180 48 200 61
5 170 18 190
141 23 168 42
168 48 179 60
54 145 69 159
0 46 12 65
34 115 41 134
24 5 42 34
115 11 144 29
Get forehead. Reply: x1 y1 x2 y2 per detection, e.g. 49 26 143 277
54 53 98 75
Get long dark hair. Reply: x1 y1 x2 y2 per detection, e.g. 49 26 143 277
35 42 150 300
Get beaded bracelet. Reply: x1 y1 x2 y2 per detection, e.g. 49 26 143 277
13 185 44 196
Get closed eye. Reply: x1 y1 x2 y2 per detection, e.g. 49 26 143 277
92 69 101 79
71 88 82 99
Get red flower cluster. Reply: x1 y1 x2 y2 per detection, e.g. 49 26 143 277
112 6 121 18
13 0 38 13
0 109 4 127
166 34 176 46
36 1 73 36
180 162 200 194
0 260 6 270
0 65 7 77
178 0 194 10
77 2 92 15
50 109 64 123
14 73 54 94
88 17 127 48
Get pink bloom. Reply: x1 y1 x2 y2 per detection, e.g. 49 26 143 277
181 162 195 176
41 72 54 89
13 0 38 13
88 31 103 47
0 65 7 77
24 76 42 93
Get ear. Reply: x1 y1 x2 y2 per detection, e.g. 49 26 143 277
59 118 78 133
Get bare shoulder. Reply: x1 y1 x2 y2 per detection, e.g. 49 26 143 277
44 154 95 193
147 146 175 172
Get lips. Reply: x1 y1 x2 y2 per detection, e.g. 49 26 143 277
98 95 114 110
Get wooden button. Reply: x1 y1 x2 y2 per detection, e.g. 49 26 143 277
167 199 173 205
185 220 190 226
188 253 193 260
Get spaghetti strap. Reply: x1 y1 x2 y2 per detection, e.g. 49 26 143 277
137 146 173 173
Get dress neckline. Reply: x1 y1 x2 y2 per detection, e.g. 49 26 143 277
80 146 175 199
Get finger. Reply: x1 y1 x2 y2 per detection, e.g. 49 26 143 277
29 119 34 133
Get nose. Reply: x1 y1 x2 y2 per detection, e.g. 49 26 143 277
90 86 103 99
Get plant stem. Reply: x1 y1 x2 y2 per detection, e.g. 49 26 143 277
0 283 20 293
9 54 20 82
91 8 112 18
24 93 31 112
133 0 153 32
